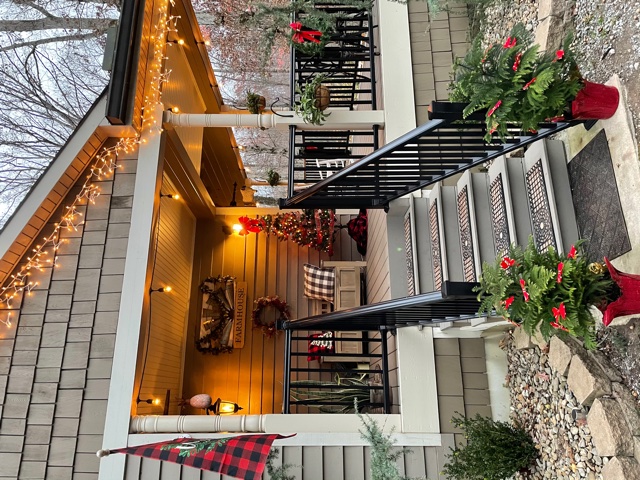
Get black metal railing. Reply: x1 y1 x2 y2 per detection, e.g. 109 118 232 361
290 5 377 111
287 126 379 195
281 329 392 414
280 103 587 209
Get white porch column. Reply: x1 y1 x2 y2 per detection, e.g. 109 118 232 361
164 110 385 130
98 105 166 480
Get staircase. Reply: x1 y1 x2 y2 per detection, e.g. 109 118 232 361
392 138 579 324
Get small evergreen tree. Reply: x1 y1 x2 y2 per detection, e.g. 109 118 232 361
442 414 537 480
450 23 582 141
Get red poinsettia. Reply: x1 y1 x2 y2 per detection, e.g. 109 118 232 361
487 100 502 117
503 296 515 309
512 52 522 71
290 22 322 44
519 279 530 302
503 37 517 48
523 77 536 90
567 245 576 259
500 256 516 269
557 262 564 283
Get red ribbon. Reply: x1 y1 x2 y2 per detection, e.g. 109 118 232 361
290 22 322 44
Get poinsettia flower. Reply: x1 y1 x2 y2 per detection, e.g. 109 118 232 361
550 320 569 331
557 262 564 283
500 256 516 269
567 245 577 259
519 279 530 302
523 77 537 90
552 302 567 321
487 100 502 117
503 37 517 48
512 52 522 71
503 296 515 309
555 50 564 60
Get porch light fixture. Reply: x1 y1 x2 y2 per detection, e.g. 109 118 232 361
137 397 161 406
232 223 244 234
206 398 243 415
160 193 179 199
149 286 172 294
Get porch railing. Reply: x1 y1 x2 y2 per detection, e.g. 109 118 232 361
281 329 391 414
280 103 585 209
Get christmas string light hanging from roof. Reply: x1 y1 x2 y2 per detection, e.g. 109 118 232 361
0 0 180 327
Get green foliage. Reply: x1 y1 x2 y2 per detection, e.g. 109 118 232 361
246 91 265 114
442 414 537 480
475 238 614 349
290 373 374 413
247 0 373 64
265 448 297 480
256 208 336 254
357 412 415 480
266 169 280 186
450 23 582 141
294 74 331 126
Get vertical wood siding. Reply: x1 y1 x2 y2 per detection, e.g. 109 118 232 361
137 174 196 416
0 145 137 479
408 2 470 125
128 442 457 479
182 213 360 416
162 49 206 173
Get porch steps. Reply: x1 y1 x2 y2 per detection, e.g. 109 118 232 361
396 138 578 317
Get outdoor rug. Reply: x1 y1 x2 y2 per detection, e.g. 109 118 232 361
568 129 631 262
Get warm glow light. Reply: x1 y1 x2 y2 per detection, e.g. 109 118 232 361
163 286 172 293
204 40 210 46
171 106 179 113
232 223 243 233
218 402 237 414
177 39 185 45
153 398 161 406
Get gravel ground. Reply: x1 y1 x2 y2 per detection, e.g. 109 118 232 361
505 335 607 480
475 0 640 142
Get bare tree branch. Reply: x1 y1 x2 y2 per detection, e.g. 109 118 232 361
0 31 98 52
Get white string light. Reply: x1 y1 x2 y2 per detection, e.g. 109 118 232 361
0 0 179 327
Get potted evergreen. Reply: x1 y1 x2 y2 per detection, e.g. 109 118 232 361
474 239 640 349
449 24 619 141
266 169 281 186
246 91 266 114
294 74 331 126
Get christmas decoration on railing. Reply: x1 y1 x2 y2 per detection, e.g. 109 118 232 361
0 0 179 328
252 296 290 338
237 209 336 255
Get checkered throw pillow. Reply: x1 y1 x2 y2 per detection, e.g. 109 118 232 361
303 264 335 303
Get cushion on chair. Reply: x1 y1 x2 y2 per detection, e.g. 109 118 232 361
303 264 335 303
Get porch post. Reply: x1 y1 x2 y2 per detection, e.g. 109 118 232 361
163 110 385 130
98 105 166 480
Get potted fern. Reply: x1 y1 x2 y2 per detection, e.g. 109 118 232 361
450 24 619 141
266 169 280 186
474 239 639 349
294 74 331 126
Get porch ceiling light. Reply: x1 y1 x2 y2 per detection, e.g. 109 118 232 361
149 286 172 294
160 193 180 200
137 397 161 406
207 398 243 415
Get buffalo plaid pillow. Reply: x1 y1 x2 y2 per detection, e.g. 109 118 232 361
303 264 335 303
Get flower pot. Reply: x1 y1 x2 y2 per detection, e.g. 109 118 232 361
571 81 619 120
599 257 640 326
257 95 266 112
314 86 331 111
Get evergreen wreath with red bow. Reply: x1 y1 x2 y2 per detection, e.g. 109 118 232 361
252 296 291 337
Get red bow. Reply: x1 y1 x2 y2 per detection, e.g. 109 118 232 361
552 302 566 321
519 279 530 302
557 262 564 283
290 22 322 44
503 296 515 309
238 216 263 235
503 37 517 48
500 256 515 269
567 245 576 259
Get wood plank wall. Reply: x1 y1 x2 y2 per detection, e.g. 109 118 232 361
408 1 470 125
127 441 457 480
0 144 138 479
182 212 360 416
136 174 196 416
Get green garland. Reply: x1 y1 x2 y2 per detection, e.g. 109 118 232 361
197 275 236 355
252 296 290 337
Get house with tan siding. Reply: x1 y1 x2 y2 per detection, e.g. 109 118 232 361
0 0 535 478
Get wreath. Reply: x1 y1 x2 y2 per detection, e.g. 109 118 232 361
197 275 235 355
252 296 291 337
